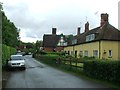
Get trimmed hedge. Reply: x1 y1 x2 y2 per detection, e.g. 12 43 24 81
83 60 120 83
36 54 59 66
44 52 65 56
2 44 16 67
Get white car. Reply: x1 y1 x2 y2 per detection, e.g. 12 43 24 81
8 55 26 70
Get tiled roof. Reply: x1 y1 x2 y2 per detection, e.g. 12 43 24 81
43 34 60 48
43 22 120 47
72 23 120 45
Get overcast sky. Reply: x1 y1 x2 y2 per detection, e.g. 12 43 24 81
1 0 119 43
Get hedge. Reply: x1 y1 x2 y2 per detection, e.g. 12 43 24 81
83 60 120 83
39 52 65 56
2 44 16 67
36 54 59 66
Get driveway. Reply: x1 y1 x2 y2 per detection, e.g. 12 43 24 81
5 55 109 88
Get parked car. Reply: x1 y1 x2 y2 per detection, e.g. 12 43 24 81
16 52 26 56
7 55 26 70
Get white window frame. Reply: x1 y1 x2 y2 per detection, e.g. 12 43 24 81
85 50 88 57
108 50 112 57
71 51 74 55
72 39 77 45
79 51 83 57
86 34 95 42
93 50 98 57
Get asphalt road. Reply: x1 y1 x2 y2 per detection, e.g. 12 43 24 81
5 55 109 88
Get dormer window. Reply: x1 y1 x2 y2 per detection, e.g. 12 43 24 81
57 34 67 46
72 39 77 45
86 34 95 42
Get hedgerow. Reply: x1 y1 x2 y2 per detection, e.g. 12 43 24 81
2 44 16 67
83 60 120 83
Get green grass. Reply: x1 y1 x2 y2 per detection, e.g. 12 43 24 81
71 63 83 67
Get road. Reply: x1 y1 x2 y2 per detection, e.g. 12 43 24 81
5 55 109 88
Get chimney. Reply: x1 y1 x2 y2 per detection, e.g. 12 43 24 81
77 27 81 35
85 22 89 32
100 13 109 26
52 28 56 35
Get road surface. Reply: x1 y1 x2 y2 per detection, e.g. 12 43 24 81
5 55 109 88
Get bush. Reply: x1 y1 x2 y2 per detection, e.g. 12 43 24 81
36 54 59 66
45 52 65 56
40 51 47 55
2 44 16 67
83 60 120 83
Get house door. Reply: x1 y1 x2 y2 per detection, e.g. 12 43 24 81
75 50 77 58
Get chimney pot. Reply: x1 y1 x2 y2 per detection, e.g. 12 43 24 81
85 22 89 32
52 28 56 35
100 13 109 26
77 27 81 35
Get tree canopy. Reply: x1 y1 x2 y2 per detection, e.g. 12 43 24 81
1 4 20 47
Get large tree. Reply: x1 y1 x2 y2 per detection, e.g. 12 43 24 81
2 7 19 47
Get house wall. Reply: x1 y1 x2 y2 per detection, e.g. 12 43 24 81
74 41 99 58
119 41 120 60
64 46 74 55
118 41 120 60
100 41 120 60
64 41 120 60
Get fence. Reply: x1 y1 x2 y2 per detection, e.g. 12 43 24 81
35 55 84 71
56 57 84 71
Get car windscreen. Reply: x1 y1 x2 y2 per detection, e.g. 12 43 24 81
11 56 24 60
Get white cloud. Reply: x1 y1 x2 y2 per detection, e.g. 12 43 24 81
1 0 119 43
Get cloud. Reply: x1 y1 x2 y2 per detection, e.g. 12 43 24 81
1 0 119 42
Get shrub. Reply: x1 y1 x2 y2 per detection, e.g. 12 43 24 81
36 54 59 66
45 52 65 56
83 60 120 83
2 44 16 67
82 56 95 60
40 51 47 55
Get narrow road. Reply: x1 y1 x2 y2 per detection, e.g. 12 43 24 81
5 55 109 88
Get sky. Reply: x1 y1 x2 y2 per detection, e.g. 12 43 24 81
1 0 120 43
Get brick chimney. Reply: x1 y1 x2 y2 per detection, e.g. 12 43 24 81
100 13 109 27
52 28 56 35
77 27 81 35
85 22 89 32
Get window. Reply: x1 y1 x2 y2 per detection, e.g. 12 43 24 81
86 35 89 42
72 39 77 45
86 34 95 42
11 56 24 60
63 42 67 46
79 51 83 57
71 51 74 55
93 50 98 57
91 34 95 40
57 35 67 46
85 50 88 57
108 50 112 57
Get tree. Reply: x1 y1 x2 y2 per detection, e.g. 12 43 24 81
2 9 19 47
35 40 43 53
0 2 3 11
0 2 3 41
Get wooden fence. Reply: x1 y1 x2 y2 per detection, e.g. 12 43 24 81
56 57 84 71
